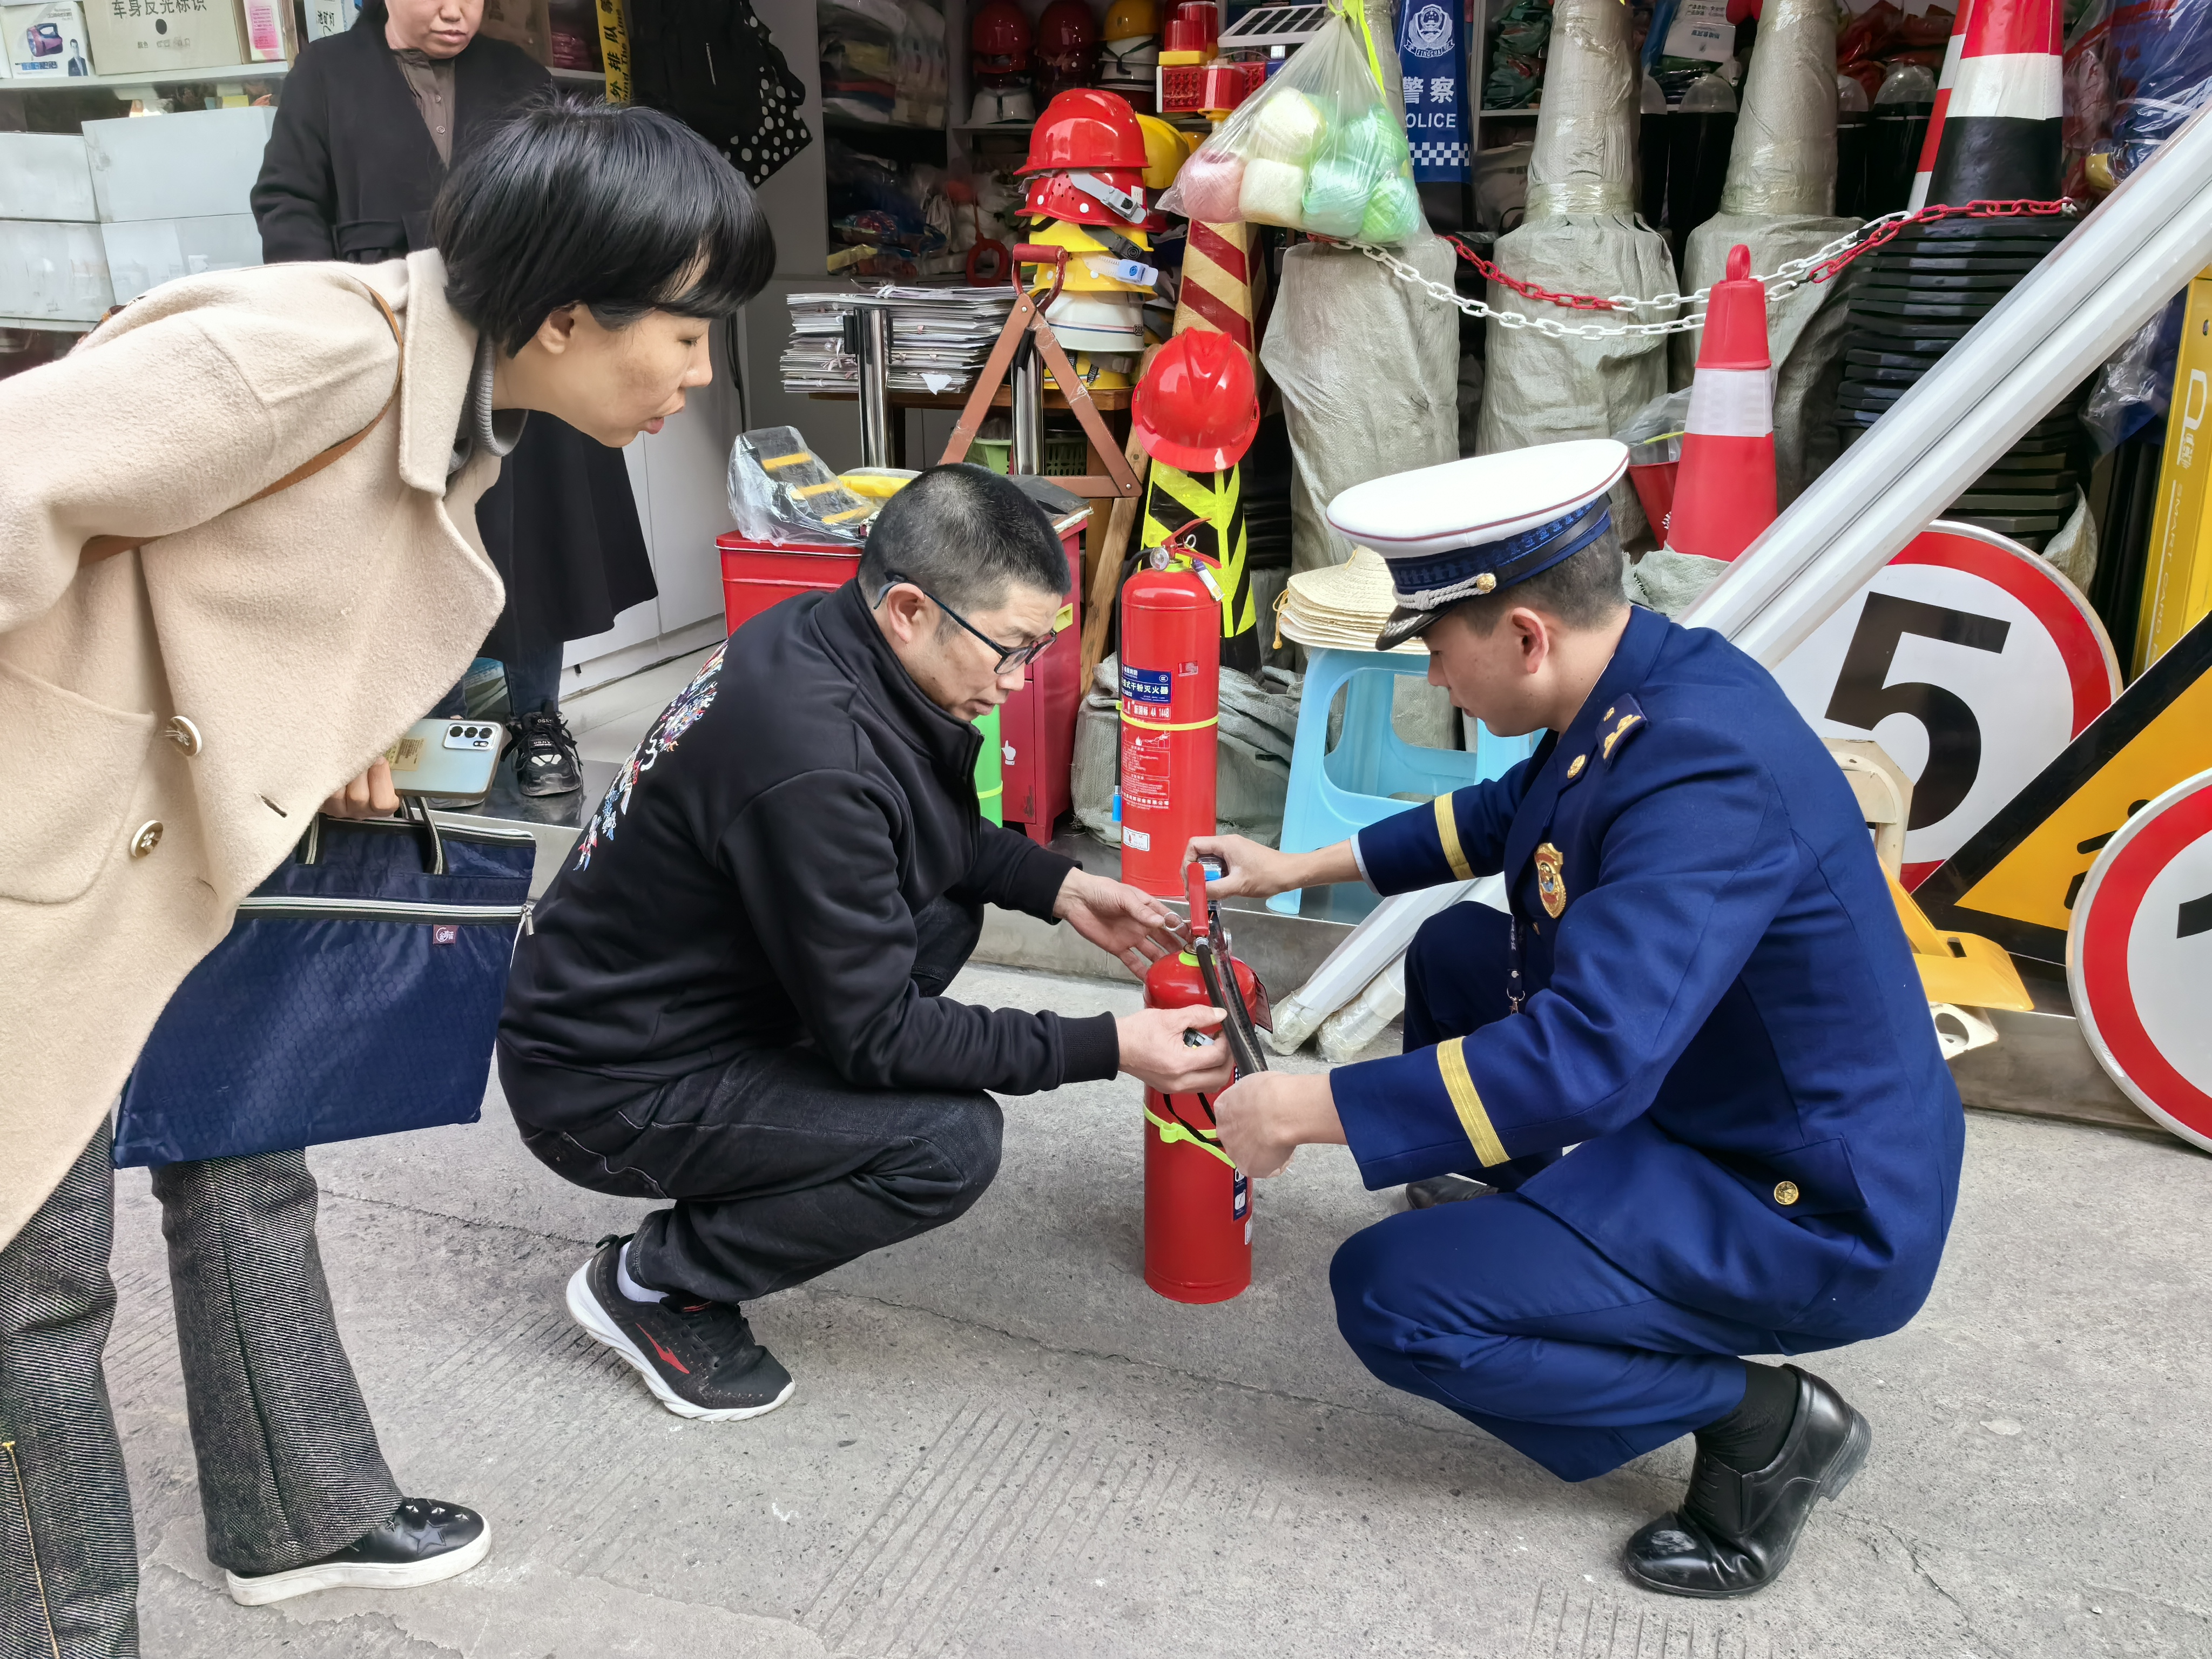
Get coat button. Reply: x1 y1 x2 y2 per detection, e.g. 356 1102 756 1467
129 820 164 858
164 715 203 757
1773 1180 1800 1206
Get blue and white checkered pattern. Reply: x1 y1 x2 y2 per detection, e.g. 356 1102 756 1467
1411 139 1471 168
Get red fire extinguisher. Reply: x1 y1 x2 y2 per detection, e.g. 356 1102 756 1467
1141 860 1271 1304
1118 542 1219 900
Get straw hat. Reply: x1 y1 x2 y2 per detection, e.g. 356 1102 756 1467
1273 547 1427 655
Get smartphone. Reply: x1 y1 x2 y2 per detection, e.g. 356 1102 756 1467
382 717 504 801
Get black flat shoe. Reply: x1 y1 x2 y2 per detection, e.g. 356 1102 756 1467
1623 1365 1870 1599
1404 1174 1494 1209
226 1498 490 1605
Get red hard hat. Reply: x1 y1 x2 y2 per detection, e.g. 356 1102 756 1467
1134 330 1259 473
972 0 1031 64
1022 170 1147 226
1020 88 1148 173
1038 0 1098 53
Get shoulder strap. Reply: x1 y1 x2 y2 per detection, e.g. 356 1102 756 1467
78 284 406 567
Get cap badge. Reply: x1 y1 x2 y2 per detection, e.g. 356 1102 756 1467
1474 572 1496 595
1534 842 1566 918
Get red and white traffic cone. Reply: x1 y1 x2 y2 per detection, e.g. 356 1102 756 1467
1920 0 2063 204
1907 0 1977 211
1665 245 1775 563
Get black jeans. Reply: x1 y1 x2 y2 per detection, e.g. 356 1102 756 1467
502 898 1004 1306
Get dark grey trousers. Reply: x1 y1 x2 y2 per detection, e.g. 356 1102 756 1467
0 1123 401 1658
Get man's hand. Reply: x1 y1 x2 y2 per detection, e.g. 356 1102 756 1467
1056 868 1189 977
1212 1069 1347 1177
1184 834 1363 902
321 759 400 820
1116 1005 1235 1095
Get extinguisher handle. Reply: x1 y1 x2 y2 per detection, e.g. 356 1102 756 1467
1186 860 1213 929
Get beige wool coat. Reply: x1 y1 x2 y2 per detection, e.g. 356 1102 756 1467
0 249 507 1248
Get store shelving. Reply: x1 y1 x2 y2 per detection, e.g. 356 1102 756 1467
1 59 289 91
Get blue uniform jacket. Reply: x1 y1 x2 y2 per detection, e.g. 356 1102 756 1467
1333 606 1965 1341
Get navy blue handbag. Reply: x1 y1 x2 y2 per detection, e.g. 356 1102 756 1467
114 805 536 1168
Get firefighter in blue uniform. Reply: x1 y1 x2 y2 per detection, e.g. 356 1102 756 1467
1193 439 1964 1599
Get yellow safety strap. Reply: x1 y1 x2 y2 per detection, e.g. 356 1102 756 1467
1120 712 1222 732
977 784 1003 801
1143 1102 1236 1168
1331 0 1388 98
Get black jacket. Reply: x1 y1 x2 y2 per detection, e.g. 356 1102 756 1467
251 1 548 265
500 582 1122 1093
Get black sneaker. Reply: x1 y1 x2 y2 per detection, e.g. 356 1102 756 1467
510 709 582 797
225 1498 489 1606
565 1235 794 1421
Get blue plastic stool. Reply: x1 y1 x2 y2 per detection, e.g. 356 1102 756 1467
1268 648 1537 915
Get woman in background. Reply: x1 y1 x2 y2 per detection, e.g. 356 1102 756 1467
254 0 659 795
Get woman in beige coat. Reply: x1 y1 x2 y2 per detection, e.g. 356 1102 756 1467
0 99 771 1654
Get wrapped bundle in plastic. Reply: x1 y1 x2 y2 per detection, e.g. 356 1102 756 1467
1158 9 1426 245
1474 0 1677 540
1673 0 1859 515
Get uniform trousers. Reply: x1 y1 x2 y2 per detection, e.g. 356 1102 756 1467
0 1123 401 1659
503 896 1004 1307
1330 903 1820 1483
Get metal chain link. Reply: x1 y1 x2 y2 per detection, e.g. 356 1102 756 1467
1358 200 2079 341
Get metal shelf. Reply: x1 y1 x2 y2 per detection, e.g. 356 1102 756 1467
1 315 98 333
0 58 289 91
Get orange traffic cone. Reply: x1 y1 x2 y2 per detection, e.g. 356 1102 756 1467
1907 0 1977 211
1664 245 1776 562
1920 0 2063 205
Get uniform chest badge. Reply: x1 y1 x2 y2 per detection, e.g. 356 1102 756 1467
1534 842 1567 918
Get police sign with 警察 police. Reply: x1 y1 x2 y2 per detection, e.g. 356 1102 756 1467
1186 439 1963 1601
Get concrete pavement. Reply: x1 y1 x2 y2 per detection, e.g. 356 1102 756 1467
109 963 2212 1658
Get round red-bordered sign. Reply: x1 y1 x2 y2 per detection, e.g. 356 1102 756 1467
2069 768 2212 1152
1772 522 2120 888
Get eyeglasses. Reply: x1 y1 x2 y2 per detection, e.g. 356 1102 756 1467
874 572 1059 673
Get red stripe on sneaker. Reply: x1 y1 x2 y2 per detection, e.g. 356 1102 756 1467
643 1330 691 1374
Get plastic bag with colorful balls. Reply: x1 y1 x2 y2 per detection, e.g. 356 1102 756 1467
1157 4 1425 244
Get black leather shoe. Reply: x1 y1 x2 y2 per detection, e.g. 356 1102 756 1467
1404 1174 1495 1209
1623 1366 1870 1599
226 1498 490 1606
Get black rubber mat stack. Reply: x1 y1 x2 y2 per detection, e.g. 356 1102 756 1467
1835 211 2080 550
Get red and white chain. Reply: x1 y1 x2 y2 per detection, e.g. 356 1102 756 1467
1354 200 2079 341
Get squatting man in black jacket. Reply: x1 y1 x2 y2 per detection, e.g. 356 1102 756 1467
498 465 1232 1418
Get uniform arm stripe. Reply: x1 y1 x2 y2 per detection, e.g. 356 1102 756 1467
1438 1038 1508 1167
1434 793 1473 881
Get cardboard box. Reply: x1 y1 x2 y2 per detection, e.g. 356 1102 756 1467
477 0 549 64
84 0 249 77
83 106 275 221
4 2 93 79
0 133 99 220
0 219 113 321
99 212 259 301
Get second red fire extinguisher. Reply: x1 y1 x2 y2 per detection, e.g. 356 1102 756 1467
1118 547 1219 900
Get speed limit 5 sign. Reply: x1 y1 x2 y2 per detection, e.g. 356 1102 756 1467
1770 523 2120 887
2069 770 2212 1151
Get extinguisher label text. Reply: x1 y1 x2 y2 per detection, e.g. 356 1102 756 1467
1122 826 1152 851
1120 665 1172 707
1232 1171 1250 1220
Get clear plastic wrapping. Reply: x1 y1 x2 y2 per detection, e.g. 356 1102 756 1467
726 427 876 547
1157 9 1426 244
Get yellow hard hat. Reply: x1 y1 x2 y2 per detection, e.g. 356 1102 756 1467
1135 112 1188 191
1104 0 1159 41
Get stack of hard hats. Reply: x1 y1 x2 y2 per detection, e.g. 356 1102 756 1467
1036 0 1100 106
970 0 1035 125
1097 0 1161 114
1273 549 1424 653
1021 89 1159 365
1834 0 2079 550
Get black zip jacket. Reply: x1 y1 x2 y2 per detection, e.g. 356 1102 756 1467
499 582 1121 1094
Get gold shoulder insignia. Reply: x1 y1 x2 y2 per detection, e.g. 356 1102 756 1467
1597 694 1649 765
